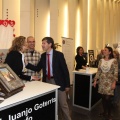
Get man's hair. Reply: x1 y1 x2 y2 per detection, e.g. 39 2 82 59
27 36 35 42
42 37 55 49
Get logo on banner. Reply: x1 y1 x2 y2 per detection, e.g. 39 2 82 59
88 50 94 66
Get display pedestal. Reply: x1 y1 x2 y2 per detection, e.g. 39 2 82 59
0 81 60 120
73 68 101 111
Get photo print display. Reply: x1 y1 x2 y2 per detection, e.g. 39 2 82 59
0 64 24 98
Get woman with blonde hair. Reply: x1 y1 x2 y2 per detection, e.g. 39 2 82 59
5 36 39 81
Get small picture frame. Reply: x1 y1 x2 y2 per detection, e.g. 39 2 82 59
0 49 8 63
0 64 24 98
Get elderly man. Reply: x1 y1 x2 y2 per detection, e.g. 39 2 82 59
24 36 41 79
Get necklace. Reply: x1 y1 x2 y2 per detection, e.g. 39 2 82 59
101 61 109 72
101 59 114 73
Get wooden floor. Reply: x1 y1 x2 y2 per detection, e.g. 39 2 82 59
59 85 120 120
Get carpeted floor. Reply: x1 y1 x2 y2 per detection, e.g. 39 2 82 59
59 85 120 120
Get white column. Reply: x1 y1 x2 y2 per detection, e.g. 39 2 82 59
118 2 120 42
68 0 76 40
109 0 113 44
96 0 104 53
0 0 2 19
20 0 34 37
57 0 68 42
116 1 120 42
103 0 110 46
79 0 88 52
50 0 59 43
87 0 97 51
68 0 77 54
113 1 117 42
35 0 49 51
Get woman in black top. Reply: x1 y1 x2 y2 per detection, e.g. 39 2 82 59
75 46 87 70
5 36 39 81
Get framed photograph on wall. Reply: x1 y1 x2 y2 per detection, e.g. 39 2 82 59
0 64 25 98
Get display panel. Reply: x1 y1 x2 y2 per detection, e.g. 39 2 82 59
0 64 24 98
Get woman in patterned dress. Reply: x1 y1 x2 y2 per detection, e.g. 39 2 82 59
93 46 118 120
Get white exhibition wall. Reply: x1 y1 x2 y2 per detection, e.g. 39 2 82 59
0 0 120 57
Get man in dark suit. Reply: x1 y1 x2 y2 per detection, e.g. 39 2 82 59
26 37 71 120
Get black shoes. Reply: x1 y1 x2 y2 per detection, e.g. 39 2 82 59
99 112 113 120
98 112 107 117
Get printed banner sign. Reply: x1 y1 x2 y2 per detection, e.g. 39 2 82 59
0 91 56 120
88 50 94 66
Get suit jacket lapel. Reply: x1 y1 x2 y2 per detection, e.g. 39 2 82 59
42 53 46 69
52 50 57 70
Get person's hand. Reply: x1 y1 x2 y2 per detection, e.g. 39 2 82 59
65 87 70 93
111 82 116 90
31 76 41 81
24 58 28 66
93 80 97 88
82 66 86 69
0 52 4 56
